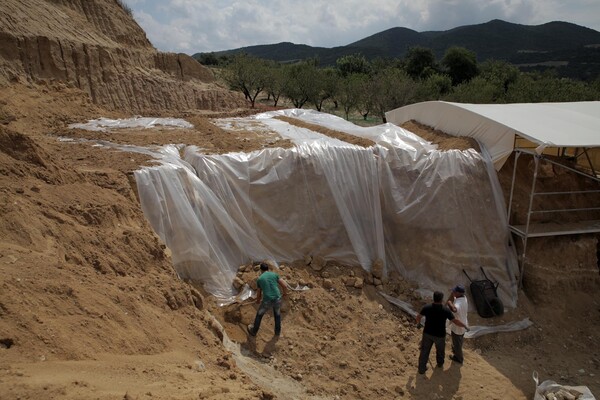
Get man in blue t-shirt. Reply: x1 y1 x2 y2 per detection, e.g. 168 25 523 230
416 291 469 374
247 263 287 337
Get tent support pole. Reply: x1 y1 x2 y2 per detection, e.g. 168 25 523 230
507 151 521 221
519 154 540 289
582 148 597 178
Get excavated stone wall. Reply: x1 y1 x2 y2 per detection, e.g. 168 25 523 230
520 235 600 301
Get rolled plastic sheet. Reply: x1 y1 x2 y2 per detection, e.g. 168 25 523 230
134 109 519 306
465 317 533 339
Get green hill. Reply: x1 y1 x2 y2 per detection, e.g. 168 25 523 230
193 19 600 80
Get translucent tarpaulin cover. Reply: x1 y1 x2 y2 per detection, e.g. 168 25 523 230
134 109 519 305
69 116 193 131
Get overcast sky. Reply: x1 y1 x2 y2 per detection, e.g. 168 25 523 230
123 0 600 55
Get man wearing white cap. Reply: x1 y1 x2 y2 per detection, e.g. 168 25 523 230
447 285 469 364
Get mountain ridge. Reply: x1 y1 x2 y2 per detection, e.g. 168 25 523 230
194 19 600 80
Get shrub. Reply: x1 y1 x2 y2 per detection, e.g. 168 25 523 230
115 0 133 17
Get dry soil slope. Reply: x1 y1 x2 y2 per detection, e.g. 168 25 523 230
0 1 257 398
0 0 245 113
0 88 269 400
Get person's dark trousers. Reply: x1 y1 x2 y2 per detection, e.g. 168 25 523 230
251 298 282 335
451 332 464 363
418 333 446 373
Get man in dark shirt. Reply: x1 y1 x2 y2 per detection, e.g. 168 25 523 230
415 291 469 374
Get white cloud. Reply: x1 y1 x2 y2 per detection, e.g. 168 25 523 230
124 0 600 54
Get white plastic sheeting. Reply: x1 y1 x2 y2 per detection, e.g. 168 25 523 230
385 101 600 169
534 371 597 400
69 116 193 131
134 109 519 305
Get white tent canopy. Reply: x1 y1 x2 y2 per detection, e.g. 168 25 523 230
386 101 600 169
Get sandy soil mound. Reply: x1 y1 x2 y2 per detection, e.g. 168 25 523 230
0 0 246 113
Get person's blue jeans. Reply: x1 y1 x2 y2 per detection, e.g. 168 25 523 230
251 298 282 335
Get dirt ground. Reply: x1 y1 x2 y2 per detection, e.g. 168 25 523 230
1 80 599 400
1 0 599 398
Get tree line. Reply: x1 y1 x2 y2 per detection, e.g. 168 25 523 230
200 47 600 122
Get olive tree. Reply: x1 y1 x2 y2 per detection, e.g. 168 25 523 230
479 60 519 95
441 47 478 86
370 68 418 122
283 62 321 108
337 73 368 120
506 71 599 103
444 76 503 103
222 54 268 107
416 73 452 101
309 67 340 111
405 47 437 80
336 53 371 77
264 64 288 107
